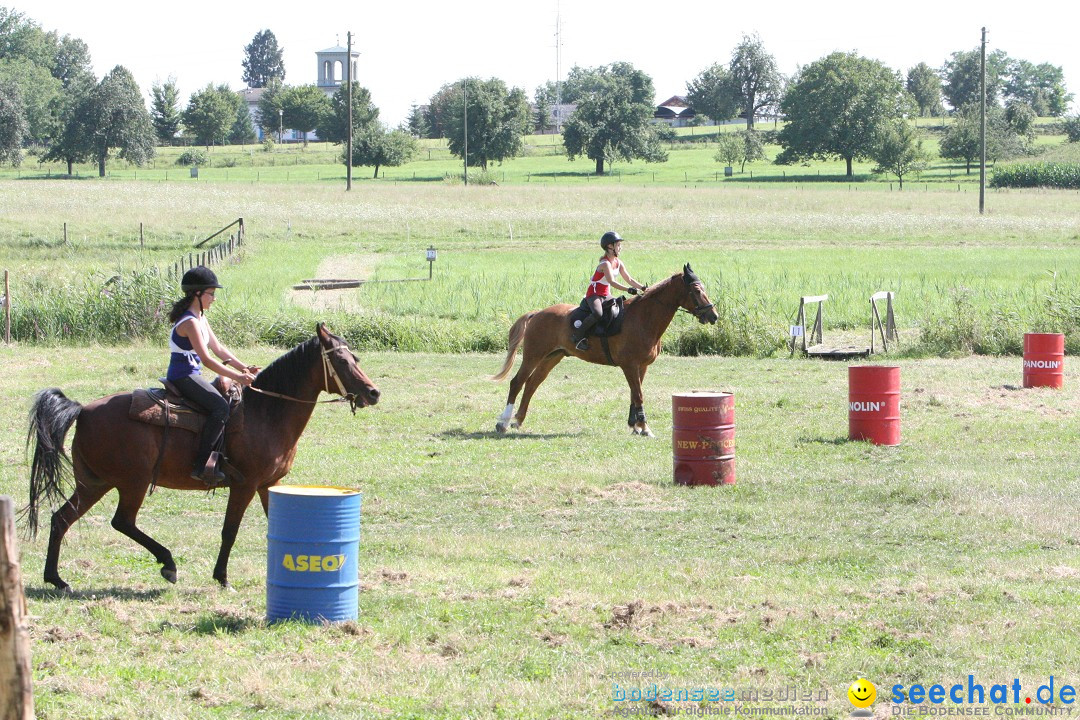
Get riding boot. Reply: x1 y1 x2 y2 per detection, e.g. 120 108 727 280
573 314 600 351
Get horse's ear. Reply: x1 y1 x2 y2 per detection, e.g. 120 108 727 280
316 323 329 342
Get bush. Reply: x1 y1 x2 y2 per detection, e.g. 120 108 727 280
1064 115 1080 143
176 149 208 167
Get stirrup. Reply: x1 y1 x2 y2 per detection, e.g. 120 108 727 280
575 337 590 351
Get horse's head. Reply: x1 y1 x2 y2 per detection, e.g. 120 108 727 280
681 264 719 324
316 323 381 412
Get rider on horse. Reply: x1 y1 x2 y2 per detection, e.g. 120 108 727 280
572 231 647 351
167 266 257 486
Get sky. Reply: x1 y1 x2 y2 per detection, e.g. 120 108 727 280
10 0 1078 127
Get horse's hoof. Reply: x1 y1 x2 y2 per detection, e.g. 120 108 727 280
495 422 508 434
510 420 520 429
161 567 178 584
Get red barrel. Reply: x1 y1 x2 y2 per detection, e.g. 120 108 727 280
1023 333 1065 389
672 391 735 486
848 366 900 446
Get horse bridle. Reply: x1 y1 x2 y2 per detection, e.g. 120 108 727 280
247 344 362 413
673 281 715 321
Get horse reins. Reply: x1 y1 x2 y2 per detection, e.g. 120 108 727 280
246 347 361 413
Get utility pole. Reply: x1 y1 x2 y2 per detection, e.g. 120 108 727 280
346 31 353 191
554 2 563 133
979 26 987 215
463 79 468 186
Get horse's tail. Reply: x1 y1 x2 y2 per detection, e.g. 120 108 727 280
25 388 82 538
491 312 535 381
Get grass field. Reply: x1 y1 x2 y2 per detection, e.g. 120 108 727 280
1 141 1078 718
2 179 1078 355
2 344 1078 719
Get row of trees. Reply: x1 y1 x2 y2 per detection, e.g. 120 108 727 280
0 14 413 177
403 35 1071 178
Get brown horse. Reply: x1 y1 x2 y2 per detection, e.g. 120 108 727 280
492 264 718 437
25 323 380 593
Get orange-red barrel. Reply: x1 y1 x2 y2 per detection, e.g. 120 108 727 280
1023 333 1065 389
672 391 735 486
848 366 901 446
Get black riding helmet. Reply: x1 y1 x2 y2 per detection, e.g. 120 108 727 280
600 231 622 250
180 266 223 294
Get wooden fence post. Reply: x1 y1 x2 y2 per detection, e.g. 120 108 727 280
3 270 9 345
0 496 34 720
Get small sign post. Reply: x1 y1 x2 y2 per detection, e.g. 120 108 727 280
426 246 437 280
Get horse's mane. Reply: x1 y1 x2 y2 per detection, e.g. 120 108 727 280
244 336 321 411
626 271 683 307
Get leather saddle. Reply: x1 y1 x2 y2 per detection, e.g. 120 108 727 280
128 377 244 435
569 296 626 338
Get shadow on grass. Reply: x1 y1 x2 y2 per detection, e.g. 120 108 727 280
26 586 168 602
13 174 97 181
439 427 583 440
187 612 263 635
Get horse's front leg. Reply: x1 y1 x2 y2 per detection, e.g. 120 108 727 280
213 483 259 588
620 365 654 438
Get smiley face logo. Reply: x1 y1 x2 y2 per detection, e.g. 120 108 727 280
848 678 877 709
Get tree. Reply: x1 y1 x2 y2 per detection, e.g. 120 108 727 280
85 65 155 177
740 129 766 172
1003 60 1072 117
871 121 928 188
445 77 531 172
405 103 428 138
41 75 94 174
532 86 552 133
562 62 667 175
52 34 92 87
942 48 1009 111
939 104 1029 173
906 63 943 118
727 33 781 129
242 29 284 88
424 83 459 139
713 132 743 168
0 57 62 145
280 84 331 146
686 63 737 125
256 77 284 138
316 81 378 144
776 52 907 178
349 123 418 178
183 84 233 147
227 93 257 144
0 76 26 165
150 77 181 143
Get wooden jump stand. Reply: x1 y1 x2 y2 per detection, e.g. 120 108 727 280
790 292 897 359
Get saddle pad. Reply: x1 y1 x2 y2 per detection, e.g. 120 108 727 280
129 388 244 435
569 295 626 338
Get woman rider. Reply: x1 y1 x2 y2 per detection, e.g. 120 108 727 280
167 266 257 486
572 231 647 351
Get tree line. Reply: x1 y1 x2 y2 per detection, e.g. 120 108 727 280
1 10 1075 182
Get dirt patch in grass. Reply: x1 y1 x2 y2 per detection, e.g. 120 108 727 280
289 253 379 312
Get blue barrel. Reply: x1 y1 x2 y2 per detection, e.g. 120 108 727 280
266 486 362 623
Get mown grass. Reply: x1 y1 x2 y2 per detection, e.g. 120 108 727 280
2 345 1078 719
2 180 1078 356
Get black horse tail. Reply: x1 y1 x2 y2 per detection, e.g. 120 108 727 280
25 388 82 538
492 312 535 381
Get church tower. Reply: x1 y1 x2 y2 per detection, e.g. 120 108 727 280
316 43 359 97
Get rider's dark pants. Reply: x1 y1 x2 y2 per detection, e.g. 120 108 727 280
174 374 229 472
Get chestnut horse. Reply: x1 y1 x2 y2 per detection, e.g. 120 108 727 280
25 324 380 593
492 264 718 436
